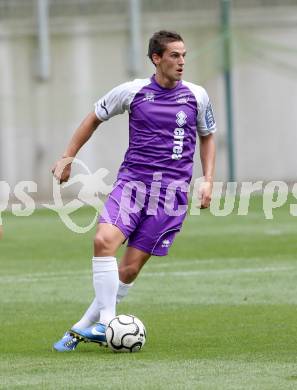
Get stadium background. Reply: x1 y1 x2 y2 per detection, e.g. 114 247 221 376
1 0 297 201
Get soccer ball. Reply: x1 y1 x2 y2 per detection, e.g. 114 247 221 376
106 314 146 352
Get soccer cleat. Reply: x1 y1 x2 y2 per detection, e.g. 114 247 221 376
70 323 107 345
53 332 80 352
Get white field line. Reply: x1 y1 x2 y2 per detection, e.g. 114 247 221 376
0 257 252 281
141 266 295 278
182 227 297 236
0 265 295 285
149 257 293 268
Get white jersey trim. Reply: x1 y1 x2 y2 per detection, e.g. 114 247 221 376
182 80 217 136
94 78 151 121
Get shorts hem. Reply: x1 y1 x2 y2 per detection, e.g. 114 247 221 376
127 243 168 257
99 221 129 240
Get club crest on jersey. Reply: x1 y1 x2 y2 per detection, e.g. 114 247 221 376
176 93 189 104
143 92 155 102
176 111 187 127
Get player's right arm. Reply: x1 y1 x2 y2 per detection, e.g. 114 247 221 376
52 112 102 183
52 79 144 183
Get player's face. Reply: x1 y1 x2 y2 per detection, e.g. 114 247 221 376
153 41 186 86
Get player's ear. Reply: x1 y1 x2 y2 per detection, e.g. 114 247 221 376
152 53 161 66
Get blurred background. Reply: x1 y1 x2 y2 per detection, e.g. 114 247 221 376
0 0 297 201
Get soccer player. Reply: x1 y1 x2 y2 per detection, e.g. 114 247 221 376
52 30 216 351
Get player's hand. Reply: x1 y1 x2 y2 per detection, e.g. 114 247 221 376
51 157 73 184
198 181 213 209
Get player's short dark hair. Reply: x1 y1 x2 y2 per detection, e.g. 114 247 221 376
148 30 184 65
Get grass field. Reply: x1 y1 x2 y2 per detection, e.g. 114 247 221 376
1 196 297 389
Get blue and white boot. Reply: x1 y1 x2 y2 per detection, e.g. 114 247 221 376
53 332 80 352
70 323 107 346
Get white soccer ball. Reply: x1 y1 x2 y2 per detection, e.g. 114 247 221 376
106 314 146 353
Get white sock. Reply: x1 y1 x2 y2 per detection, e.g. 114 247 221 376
92 256 119 326
72 298 99 330
72 272 131 330
116 280 134 303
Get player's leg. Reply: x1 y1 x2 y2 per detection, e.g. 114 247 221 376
66 247 149 335
115 187 187 307
53 223 125 351
53 180 144 351
70 223 125 339
119 246 151 283
72 223 125 327
70 247 150 330
71 244 150 342
116 246 151 303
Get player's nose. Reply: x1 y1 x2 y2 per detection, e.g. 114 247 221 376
179 56 185 65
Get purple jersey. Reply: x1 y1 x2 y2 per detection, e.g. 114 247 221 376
94 75 216 187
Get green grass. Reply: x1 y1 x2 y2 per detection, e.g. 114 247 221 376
1 197 297 389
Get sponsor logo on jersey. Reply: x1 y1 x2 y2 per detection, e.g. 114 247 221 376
143 92 155 102
172 111 187 160
205 101 215 128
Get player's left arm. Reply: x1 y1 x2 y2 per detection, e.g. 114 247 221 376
198 133 216 208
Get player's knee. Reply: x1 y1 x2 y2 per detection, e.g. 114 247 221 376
119 264 140 283
93 233 114 255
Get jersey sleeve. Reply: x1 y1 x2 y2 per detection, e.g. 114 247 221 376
94 82 132 121
196 87 217 136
